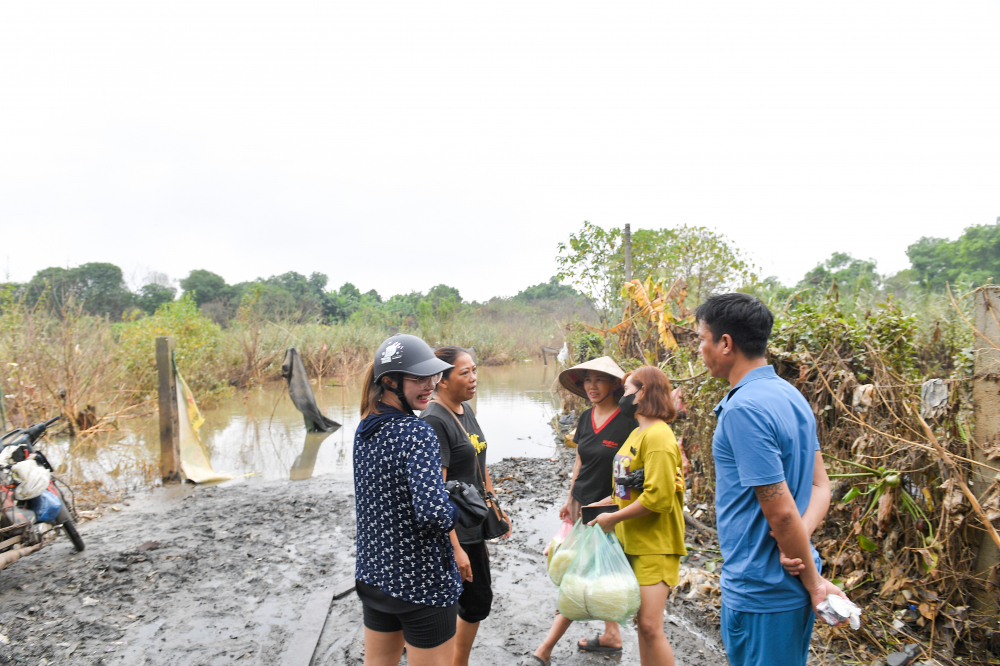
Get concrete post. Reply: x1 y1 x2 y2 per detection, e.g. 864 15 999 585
972 286 1000 614
156 337 182 484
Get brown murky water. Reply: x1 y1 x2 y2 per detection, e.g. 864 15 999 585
41 361 567 490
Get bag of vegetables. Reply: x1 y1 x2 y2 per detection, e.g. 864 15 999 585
544 519 574 566
557 526 641 624
547 518 585 586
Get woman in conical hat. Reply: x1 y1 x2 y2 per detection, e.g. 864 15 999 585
523 356 639 665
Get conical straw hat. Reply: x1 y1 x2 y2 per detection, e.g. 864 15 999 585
559 356 626 399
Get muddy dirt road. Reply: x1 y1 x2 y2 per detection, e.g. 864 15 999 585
0 448 732 665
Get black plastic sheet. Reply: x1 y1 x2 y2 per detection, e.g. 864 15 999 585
280 348 341 433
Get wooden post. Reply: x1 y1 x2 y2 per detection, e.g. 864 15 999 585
156 337 182 484
624 223 632 283
972 286 1000 614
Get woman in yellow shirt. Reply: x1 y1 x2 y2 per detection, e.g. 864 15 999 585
587 366 686 666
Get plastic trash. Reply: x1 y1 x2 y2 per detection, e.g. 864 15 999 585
816 594 862 630
557 525 641 624
28 487 62 523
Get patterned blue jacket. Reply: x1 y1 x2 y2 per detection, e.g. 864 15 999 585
354 406 461 607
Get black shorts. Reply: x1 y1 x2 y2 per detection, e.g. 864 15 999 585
357 581 457 649
458 540 493 623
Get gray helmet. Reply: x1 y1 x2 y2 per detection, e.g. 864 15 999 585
373 334 453 382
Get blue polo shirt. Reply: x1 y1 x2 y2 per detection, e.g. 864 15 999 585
712 365 821 613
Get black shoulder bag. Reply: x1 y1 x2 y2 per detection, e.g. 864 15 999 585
432 399 510 540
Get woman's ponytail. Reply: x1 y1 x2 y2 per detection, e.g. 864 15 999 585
359 362 385 418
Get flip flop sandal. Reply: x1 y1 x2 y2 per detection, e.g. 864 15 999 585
578 634 623 653
520 656 550 666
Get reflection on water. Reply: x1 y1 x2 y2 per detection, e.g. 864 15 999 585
43 362 565 489
290 432 333 481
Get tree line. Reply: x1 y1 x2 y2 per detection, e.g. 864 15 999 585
1 264 588 326
3 218 995 324
555 219 999 326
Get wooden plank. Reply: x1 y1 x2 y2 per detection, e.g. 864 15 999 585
156 337 181 484
282 585 339 666
331 576 356 600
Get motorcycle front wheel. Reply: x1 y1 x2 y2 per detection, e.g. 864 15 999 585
61 520 85 552
55 504 85 552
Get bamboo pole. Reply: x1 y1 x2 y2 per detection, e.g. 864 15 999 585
913 412 1000 555
0 543 42 572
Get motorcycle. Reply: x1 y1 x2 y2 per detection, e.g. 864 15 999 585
0 416 84 572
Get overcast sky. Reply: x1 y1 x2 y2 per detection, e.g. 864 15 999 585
2 1 998 302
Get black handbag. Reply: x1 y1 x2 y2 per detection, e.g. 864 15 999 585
445 480 488 528
432 399 510 540
474 455 510 540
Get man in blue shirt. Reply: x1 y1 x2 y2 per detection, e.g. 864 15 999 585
696 293 848 666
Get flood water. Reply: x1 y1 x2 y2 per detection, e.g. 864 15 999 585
43 361 568 489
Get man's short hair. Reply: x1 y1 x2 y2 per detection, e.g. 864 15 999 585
695 293 774 359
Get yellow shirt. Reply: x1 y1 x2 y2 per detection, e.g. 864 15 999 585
612 421 688 556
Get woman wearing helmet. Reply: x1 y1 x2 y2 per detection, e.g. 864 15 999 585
354 334 463 665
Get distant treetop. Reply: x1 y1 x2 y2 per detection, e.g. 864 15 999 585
514 276 582 303
907 220 1000 290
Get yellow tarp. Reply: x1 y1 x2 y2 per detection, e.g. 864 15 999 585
175 366 232 484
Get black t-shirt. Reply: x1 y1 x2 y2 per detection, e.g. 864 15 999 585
420 401 488 544
571 407 639 505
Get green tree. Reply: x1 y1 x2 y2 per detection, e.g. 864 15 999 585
324 282 366 322
73 263 134 317
798 252 880 294
906 220 1000 290
425 284 461 308
23 263 133 318
415 285 462 342
136 283 177 314
514 276 582 303
180 270 231 306
629 226 755 305
557 222 753 328
116 294 227 398
23 267 72 310
556 221 623 328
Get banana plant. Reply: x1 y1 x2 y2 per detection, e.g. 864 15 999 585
826 454 936 559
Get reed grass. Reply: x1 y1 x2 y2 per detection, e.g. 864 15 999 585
0 292 569 431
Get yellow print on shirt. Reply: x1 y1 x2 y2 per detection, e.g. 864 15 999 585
468 433 487 454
